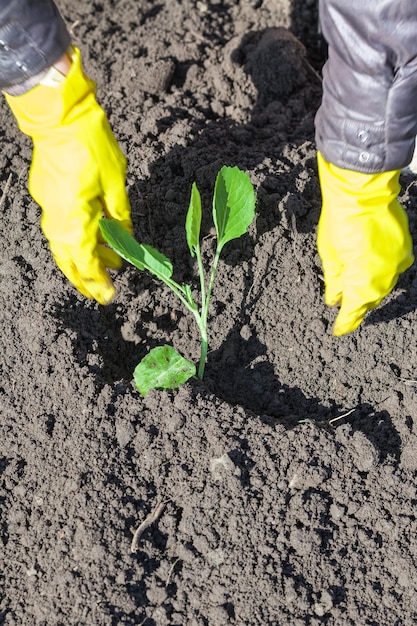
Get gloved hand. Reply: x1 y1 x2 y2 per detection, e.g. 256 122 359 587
317 151 414 336
5 47 133 304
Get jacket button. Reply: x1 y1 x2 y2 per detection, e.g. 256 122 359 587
358 130 369 142
359 151 370 163
16 61 28 72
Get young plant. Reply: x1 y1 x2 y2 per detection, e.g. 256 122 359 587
99 165 255 396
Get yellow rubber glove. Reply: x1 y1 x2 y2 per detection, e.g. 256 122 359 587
317 151 414 336
5 47 133 304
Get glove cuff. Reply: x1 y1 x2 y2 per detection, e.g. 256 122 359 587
4 47 96 136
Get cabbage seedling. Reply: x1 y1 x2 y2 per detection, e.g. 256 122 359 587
99 165 255 396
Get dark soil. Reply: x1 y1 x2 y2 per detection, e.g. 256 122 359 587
2 1 417 625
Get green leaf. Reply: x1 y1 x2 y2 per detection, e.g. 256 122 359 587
99 219 173 279
185 182 202 256
134 345 196 396
213 166 256 250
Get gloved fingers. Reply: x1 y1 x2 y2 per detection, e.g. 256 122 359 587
50 244 116 305
101 187 134 235
98 130 134 235
332 274 388 336
317 236 343 306
78 272 116 305
332 241 413 337
324 282 342 309
333 300 370 337
40 190 126 303
317 211 343 306
97 244 123 270
319 252 343 306
331 238 413 337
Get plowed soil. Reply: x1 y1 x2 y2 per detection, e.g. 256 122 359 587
2 1 417 625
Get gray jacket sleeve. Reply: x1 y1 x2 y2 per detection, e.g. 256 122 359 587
315 0 417 174
0 0 71 92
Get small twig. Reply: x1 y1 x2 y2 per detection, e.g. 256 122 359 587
166 557 181 587
392 368 417 386
328 408 356 426
404 180 416 195
187 29 207 43
398 377 417 386
131 500 167 553
299 407 356 428
0 173 13 209
69 19 80 38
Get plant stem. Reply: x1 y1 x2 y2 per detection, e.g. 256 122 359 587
195 244 206 315
164 274 207 378
202 246 221 325
197 245 222 379
165 277 198 316
198 329 208 379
